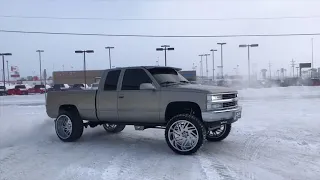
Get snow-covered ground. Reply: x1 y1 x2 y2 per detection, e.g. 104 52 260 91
0 87 320 180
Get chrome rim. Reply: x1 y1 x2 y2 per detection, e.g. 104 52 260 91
168 120 199 152
207 124 226 138
56 115 72 139
103 123 117 130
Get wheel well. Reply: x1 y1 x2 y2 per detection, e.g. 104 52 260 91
59 104 79 114
165 101 202 121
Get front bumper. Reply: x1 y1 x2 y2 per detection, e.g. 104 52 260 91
202 106 242 123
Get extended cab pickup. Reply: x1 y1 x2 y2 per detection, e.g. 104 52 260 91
46 66 242 155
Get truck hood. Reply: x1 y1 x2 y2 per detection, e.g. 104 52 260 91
162 83 237 94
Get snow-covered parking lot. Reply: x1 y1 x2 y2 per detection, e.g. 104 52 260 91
1 87 320 180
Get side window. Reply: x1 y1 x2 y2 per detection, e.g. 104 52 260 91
104 70 121 91
121 69 152 90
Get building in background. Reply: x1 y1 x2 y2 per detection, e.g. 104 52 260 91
53 69 197 85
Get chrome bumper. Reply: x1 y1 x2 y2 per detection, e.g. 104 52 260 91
201 106 242 123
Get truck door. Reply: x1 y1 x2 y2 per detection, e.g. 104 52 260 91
96 70 121 121
118 68 160 123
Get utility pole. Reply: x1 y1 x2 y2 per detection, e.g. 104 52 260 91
210 49 217 81
199 54 204 78
75 50 94 88
6 60 9 83
217 43 227 79
0 53 12 87
268 62 272 79
203 54 210 79
105 46 114 69
36 50 44 85
156 45 174 66
290 59 295 77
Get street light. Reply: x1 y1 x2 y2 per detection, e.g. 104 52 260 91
217 43 227 79
156 45 174 66
105 46 114 69
75 50 94 88
239 44 259 83
36 50 44 84
210 49 217 80
199 54 204 78
6 60 9 83
0 53 12 87
203 54 210 78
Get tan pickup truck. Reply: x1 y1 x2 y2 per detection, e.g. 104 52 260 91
46 66 242 155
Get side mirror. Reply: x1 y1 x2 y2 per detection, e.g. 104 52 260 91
140 83 156 90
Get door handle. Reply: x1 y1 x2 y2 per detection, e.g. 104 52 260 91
118 95 124 99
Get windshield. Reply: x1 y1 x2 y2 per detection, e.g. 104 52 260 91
148 68 189 86
15 85 26 89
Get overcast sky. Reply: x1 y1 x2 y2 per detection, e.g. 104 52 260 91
0 0 319 77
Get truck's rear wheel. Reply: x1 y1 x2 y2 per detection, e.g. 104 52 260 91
206 124 231 142
55 110 83 142
103 123 126 133
165 114 205 155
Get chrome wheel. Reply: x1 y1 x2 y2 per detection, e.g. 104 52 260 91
103 123 117 130
168 120 199 152
55 115 73 139
207 124 226 138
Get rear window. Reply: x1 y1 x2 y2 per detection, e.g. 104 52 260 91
15 85 26 89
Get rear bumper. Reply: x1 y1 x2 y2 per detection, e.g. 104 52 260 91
201 106 242 123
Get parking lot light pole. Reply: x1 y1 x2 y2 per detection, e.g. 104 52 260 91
75 50 94 88
105 46 114 69
203 54 210 79
210 49 217 81
0 53 12 87
36 50 44 84
239 44 259 83
156 45 174 66
6 60 9 83
217 43 227 79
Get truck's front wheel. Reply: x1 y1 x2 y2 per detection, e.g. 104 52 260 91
55 110 84 142
165 114 205 155
206 124 231 142
103 123 126 133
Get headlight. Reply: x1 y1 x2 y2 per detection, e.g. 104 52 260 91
207 94 222 102
206 94 223 111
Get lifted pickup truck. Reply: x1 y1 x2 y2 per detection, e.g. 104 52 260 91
46 66 242 155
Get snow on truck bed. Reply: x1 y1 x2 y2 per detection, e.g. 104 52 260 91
0 87 320 180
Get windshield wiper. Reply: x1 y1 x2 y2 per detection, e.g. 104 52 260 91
180 80 190 84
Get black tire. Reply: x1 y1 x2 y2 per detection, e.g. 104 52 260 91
102 124 126 133
55 109 84 142
165 114 206 155
206 124 231 142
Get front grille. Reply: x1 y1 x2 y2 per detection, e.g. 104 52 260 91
223 101 237 108
222 93 237 99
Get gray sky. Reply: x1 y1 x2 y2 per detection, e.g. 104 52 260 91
0 0 319 77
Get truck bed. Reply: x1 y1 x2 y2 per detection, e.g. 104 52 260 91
46 90 97 120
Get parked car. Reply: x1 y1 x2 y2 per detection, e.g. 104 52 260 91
7 85 29 95
28 84 47 94
0 85 7 96
46 66 242 155
90 83 99 90
48 84 70 91
69 84 89 90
